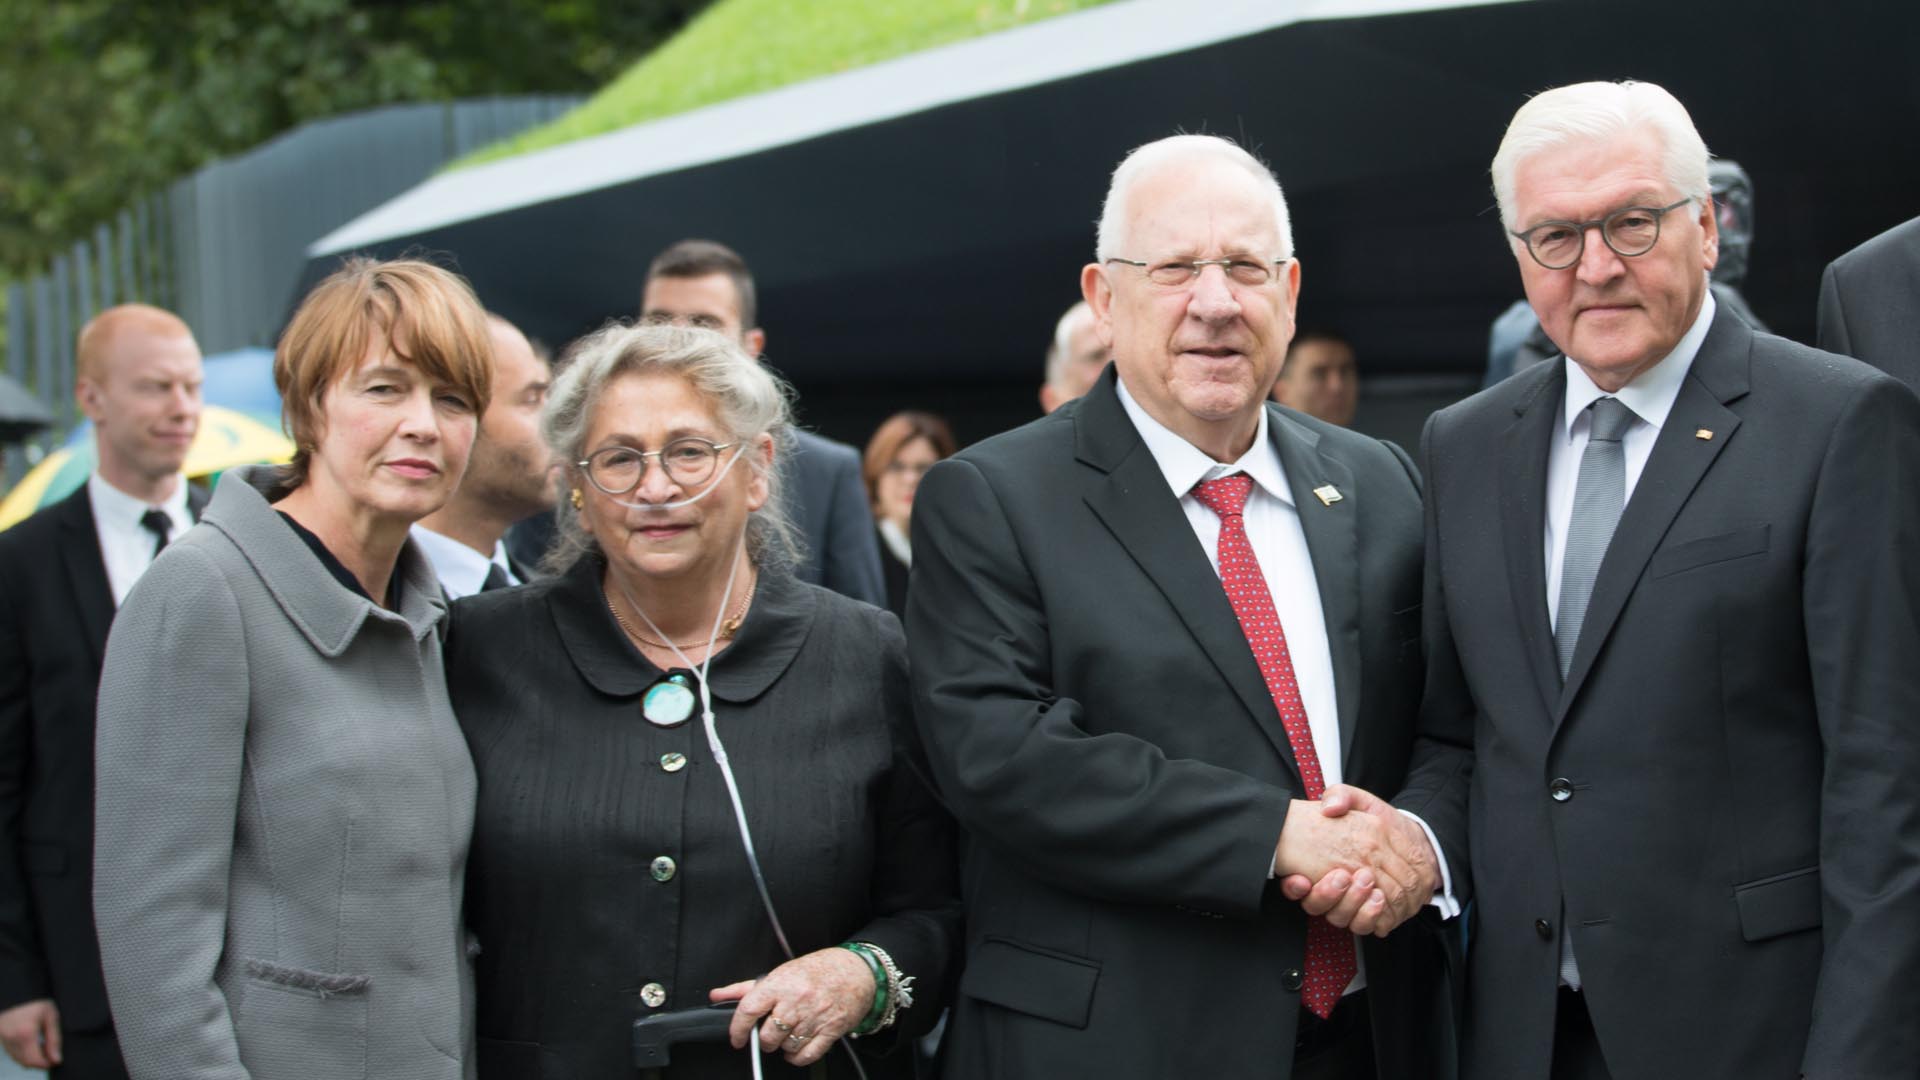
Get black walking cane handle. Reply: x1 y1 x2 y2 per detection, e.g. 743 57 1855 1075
633 1002 739 1069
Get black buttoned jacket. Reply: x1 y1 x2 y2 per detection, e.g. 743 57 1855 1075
448 557 960 1079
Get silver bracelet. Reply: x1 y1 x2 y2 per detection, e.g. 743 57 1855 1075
854 941 914 1032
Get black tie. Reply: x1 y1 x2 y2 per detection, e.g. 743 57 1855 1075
139 509 172 558
481 563 512 592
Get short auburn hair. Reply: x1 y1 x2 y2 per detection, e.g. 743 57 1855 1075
275 257 493 488
862 410 957 508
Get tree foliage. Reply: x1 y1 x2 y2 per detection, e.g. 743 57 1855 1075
0 0 709 278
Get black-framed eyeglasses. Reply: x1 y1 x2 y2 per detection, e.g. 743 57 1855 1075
577 438 735 495
1104 256 1290 288
1509 197 1693 270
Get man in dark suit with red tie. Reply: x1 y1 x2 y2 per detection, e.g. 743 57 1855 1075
907 135 1454 1079
0 305 206 1077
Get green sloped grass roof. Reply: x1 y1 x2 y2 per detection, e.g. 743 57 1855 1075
453 0 1120 169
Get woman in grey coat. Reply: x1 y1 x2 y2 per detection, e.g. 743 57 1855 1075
92 258 494 1080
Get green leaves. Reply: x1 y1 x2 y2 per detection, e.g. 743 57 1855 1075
0 0 709 279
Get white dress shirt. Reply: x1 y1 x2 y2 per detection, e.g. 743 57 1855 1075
877 517 911 567
88 473 193 606
1118 379 1371 991
410 525 520 601
1118 380 1343 787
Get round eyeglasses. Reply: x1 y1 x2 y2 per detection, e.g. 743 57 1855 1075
1104 256 1290 288
1509 197 1693 270
578 438 735 495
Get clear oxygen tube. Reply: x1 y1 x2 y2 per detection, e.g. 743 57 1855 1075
610 458 871 1080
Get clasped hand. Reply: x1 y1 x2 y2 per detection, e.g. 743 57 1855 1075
710 946 877 1068
1273 784 1440 937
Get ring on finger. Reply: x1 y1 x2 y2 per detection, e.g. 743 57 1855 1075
785 1033 809 1046
771 1018 793 1034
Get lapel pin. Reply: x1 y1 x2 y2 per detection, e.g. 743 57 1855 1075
1695 428 1714 440
1312 484 1343 506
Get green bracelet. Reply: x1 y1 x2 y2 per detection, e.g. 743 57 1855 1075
839 942 889 1035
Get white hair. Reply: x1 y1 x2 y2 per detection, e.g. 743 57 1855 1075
1094 134 1294 262
1044 301 1095 387
1491 80 1711 231
540 322 801 575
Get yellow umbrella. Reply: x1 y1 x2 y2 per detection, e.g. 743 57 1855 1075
0 405 293 531
181 405 296 477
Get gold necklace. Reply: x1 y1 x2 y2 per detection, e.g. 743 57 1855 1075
607 574 758 652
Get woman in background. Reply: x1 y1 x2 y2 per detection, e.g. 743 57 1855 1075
93 258 490 1079
861 411 955 619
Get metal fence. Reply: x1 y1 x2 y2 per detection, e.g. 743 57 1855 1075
2 95 580 483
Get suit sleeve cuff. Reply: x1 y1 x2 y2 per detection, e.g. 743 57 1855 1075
1399 809 1461 919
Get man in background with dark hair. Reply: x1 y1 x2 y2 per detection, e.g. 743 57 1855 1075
414 313 553 596
1269 330 1358 427
642 239 885 606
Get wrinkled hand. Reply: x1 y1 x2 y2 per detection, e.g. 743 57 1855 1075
711 947 876 1068
1275 785 1440 937
0 998 60 1069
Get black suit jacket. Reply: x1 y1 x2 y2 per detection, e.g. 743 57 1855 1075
1817 214 1920 392
908 370 1455 1079
1402 307 1920 1079
787 430 887 606
0 481 206 1031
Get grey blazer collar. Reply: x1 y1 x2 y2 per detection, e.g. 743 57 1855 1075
201 465 448 656
550 552 814 704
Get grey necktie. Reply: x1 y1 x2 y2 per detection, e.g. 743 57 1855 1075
1554 396 1635 680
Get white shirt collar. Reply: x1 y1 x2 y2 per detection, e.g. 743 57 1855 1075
1116 377 1292 506
1561 287 1715 438
409 524 513 600
87 471 191 533
876 516 912 566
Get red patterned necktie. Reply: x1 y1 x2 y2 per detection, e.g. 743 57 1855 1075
1192 472 1355 1020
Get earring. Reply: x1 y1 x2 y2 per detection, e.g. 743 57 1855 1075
570 488 584 509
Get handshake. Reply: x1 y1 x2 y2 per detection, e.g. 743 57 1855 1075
1273 785 1443 938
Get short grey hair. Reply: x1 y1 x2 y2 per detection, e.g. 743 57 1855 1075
1491 80 1711 232
1094 134 1294 262
1044 301 1095 388
540 322 802 575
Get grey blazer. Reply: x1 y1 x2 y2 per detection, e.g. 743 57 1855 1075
93 465 477 1080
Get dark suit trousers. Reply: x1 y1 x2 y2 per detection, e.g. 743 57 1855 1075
1550 990 1612 1080
49 1026 128 1080
1291 992 1377 1080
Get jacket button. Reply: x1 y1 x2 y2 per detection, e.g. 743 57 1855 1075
1282 967 1304 992
660 752 687 773
641 982 667 1008
650 856 677 882
1535 919 1553 939
1549 777 1574 802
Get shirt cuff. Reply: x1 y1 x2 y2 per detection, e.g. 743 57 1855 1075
1398 809 1461 919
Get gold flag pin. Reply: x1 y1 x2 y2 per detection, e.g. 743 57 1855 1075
1313 484 1343 506
1695 428 1714 440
